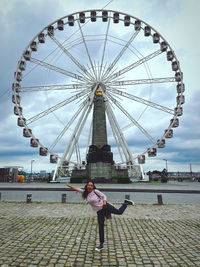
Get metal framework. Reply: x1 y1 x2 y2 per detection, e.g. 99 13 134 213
12 9 184 179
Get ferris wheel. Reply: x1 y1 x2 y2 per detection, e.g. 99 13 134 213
12 9 184 177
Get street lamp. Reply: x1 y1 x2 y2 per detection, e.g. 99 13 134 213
163 159 168 172
31 160 35 180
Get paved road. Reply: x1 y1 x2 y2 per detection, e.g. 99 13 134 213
0 202 200 266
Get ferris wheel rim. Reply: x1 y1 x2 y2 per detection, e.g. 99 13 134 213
13 9 184 167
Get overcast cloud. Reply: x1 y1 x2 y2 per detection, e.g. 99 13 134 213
0 0 200 173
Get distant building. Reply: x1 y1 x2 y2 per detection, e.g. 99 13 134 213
0 166 24 182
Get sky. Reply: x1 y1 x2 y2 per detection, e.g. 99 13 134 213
0 0 200 174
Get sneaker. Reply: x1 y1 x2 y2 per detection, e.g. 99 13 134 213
124 199 134 205
95 243 104 251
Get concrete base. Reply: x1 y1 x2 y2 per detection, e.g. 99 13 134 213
70 162 129 183
87 162 128 180
88 162 113 179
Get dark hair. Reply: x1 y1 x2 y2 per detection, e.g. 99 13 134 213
82 180 96 199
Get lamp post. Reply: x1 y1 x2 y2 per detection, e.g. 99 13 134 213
31 160 35 180
163 159 168 172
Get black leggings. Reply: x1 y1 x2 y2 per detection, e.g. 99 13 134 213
97 203 127 244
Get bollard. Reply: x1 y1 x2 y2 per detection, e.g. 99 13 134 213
61 193 66 203
26 194 32 203
157 194 163 205
125 194 130 200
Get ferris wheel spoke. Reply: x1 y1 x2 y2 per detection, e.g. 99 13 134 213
49 35 94 81
106 92 155 144
109 88 174 115
19 83 89 92
103 30 140 80
26 91 89 124
105 49 162 82
105 98 134 163
77 20 97 79
108 77 176 87
99 16 111 78
49 99 88 151
29 57 86 82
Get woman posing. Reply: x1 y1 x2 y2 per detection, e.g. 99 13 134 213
66 180 134 251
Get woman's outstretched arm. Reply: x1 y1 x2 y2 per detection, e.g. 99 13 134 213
66 182 81 191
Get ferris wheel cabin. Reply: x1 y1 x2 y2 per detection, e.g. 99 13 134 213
172 61 178 71
174 106 183 116
14 106 22 116
157 139 165 148
165 129 173 138
167 51 174 61
177 95 185 105
50 154 58 163
68 15 74 26
12 83 20 92
12 94 20 105
18 117 26 127
30 138 39 147
91 11 97 22
24 50 31 60
160 41 167 52
40 147 48 156
148 148 157 157
134 20 141 31
102 11 108 22
124 15 130 26
138 155 145 164
79 12 85 23
153 33 160 43
144 26 151 36
23 128 32 138
57 20 64 30
47 25 54 36
113 12 119 23
175 72 183 82
177 83 185 94
30 41 38 51
170 118 179 128
19 60 26 71
38 33 45 43
14 72 22 82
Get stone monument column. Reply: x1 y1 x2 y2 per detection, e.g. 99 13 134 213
92 87 107 147
87 85 114 180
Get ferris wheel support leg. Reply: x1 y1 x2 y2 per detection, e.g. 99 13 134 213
105 98 135 164
106 105 125 163
49 98 88 151
106 102 129 161
64 92 95 162
67 104 93 162
52 165 58 181
140 164 144 180
53 89 96 178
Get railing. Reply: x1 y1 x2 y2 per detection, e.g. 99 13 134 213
1 187 199 204
0 187 200 193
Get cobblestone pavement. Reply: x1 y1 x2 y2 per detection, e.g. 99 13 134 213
0 203 200 266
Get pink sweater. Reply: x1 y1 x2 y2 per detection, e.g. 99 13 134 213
77 189 107 212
